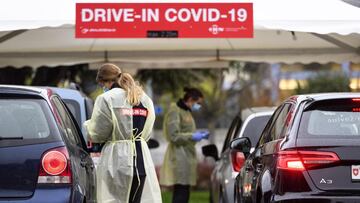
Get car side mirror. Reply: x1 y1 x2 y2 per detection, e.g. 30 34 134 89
148 138 160 149
230 137 251 154
202 144 219 161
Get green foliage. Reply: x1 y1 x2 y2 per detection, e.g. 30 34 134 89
136 69 210 98
294 73 351 94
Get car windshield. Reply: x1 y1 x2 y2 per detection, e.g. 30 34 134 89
242 115 271 147
0 99 50 139
299 99 360 138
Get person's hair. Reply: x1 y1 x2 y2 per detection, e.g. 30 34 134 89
118 73 143 105
183 87 203 101
97 63 143 105
96 63 121 83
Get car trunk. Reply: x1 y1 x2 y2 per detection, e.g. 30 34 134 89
0 142 62 198
302 146 360 191
297 99 360 192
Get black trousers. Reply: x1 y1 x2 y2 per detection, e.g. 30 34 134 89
129 141 146 203
172 184 190 203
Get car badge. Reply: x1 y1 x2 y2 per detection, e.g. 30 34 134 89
353 168 359 176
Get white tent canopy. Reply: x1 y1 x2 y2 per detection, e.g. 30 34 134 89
0 0 359 68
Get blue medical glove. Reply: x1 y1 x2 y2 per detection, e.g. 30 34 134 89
200 130 210 139
192 131 204 142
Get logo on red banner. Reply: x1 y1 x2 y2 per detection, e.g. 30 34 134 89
76 3 253 38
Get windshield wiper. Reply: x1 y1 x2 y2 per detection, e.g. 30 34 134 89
0 136 23 140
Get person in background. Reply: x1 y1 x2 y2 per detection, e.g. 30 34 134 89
160 87 209 203
85 63 162 203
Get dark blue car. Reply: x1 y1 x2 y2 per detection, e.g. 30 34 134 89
0 85 96 203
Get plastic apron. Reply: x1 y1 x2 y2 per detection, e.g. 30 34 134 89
84 88 162 203
160 103 197 186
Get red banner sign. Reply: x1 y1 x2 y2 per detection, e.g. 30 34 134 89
76 3 253 38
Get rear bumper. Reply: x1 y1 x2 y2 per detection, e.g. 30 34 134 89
0 187 71 203
273 193 360 203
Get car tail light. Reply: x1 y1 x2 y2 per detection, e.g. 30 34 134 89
231 151 245 172
38 147 72 184
277 150 339 171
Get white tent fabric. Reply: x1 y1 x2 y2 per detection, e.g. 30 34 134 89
0 26 359 67
0 0 359 68
1 0 359 34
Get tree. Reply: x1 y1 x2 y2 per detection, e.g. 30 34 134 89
136 62 274 143
294 73 351 94
136 69 204 98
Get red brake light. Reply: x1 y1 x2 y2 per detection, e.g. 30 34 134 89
277 150 339 171
38 147 72 184
42 151 67 175
352 98 360 102
231 151 245 172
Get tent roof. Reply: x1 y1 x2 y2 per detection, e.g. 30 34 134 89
0 0 359 68
1 0 359 34
0 26 358 68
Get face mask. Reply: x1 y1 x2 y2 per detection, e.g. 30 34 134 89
191 103 202 111
103 87 110 93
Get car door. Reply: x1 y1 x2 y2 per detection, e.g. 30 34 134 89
213 116 241 202
246 103 293 202
51 96 96 203
239 105 284 203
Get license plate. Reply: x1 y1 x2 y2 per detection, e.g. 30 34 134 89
351 165 360 181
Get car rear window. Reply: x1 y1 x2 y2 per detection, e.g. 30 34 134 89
299 99 360 138
242 115 271 147
0 98 60 147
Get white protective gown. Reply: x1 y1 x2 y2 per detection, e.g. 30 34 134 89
84 88 162 203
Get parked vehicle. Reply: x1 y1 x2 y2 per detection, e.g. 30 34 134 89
203 107 275 203
0 85 96 203
233 93 360 203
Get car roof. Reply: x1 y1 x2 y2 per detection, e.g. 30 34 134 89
0 85 48 97
46 87 85 102
287 93 360 104
241 106 277 121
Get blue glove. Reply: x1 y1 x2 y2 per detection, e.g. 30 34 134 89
200 130 210 139
192 131 203 141
192 130 210 141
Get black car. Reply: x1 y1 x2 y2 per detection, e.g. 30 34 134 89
202 107 275 203
233 93 360 203
0 85 96 203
